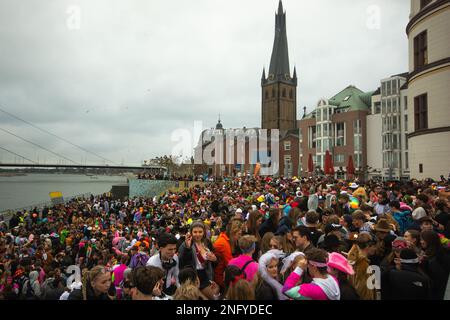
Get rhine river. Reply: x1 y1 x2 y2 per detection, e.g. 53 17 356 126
0 173 127 212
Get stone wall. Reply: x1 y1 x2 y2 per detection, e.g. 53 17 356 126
129 180 207 198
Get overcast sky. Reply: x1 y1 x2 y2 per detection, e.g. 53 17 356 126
0 0 410 166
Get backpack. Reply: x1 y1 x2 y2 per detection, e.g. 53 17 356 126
134 253 149 268
240 260 256 279
20 279 35 299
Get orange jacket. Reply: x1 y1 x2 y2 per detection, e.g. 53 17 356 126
213 232 233 288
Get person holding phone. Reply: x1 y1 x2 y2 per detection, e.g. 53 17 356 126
178 221 219 299
129 266 164 300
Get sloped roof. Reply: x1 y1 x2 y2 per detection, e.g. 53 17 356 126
328 85 373 111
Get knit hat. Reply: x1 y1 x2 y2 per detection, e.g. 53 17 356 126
392 237 408 250
412 207 427 220
400 248 419 264
343 214 353 226
328 252 354 275
324 223 343 235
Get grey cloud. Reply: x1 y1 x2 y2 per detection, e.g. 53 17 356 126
0 0 409 165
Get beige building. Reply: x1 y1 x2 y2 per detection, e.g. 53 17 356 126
367 74 410 181
406 0 450 179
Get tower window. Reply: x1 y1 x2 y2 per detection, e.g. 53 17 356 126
289 90 293 99
282 88 286 98
272 89 275 98
265 91 269 100
414 93 428 131
414 31 427 70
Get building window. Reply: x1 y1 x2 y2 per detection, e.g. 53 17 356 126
382 100 386 114
419 163 423 173
272 89 276 98
353 119 362 135
354 153 362 168
265 91 269 100
414 31 428 70
284 141 291 151
387 81 391 96
334 154 344 163
282 88 286 98
393 134 398 149
317 124 322 137
404 115 408 132
393 98 397 113
375 102 381 114
308 126 317 149
336 123 345 147
393 152 399 168
404 96 408 110
392 80 398 95
354 135 362 152
405 133 408 150
387 99 392 113
317 139 322 151
317 155 322 168
414 94 428 130
420 0 432 10
289 89 293 99
405 153 409 169
382 82 386 97
323 138 330 151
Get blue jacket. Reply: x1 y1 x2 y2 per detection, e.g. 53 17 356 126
392 210 413 235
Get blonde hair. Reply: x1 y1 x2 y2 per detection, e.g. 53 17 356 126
260 232 275 254
173 280 206 300
238 235 257 252
228 219 243 253
225 279 255 300
82 265 109 300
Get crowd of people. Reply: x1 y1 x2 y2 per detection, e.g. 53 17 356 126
137 173 208 181
1 175 449 300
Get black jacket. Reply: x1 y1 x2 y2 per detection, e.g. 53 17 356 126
255 280 279 300
68 285 111 300
339 279 360 300
276 216 293 236
388 265 432 300
178 240 215 283
258 219 278 238
422 250 450 300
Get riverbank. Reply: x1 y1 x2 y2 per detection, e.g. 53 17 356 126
0 173 127 212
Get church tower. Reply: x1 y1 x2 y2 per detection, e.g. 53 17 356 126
262 0 297 130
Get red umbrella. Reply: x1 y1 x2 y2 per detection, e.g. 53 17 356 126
330 155 335 175
347 155 355 177
308 153 314 173
324 150 331 175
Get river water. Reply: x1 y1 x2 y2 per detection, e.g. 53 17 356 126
0 173 127 212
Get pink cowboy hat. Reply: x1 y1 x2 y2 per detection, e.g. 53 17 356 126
327 252 354 275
